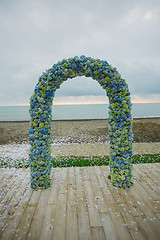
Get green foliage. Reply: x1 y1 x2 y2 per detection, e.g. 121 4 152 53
0 154 159 169
132 154 160 164
29 55 133 189
51 154 160 168
51 156 110 167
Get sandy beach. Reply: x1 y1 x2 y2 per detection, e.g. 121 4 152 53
0 118 160 158
0 117 160 145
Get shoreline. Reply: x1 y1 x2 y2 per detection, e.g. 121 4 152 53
0 143 160 162
0 116 160 123
0 117 160 145
0 118 160 157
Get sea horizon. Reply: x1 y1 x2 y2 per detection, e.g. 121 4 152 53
0 103 160 121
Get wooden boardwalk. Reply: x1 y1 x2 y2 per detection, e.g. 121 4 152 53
0 163 160 240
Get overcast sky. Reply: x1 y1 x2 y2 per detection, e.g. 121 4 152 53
0 0 160 106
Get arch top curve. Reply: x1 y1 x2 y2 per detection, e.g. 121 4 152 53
32 55 129 101
29 55 133 190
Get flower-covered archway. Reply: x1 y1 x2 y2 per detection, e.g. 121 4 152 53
29 55 133 190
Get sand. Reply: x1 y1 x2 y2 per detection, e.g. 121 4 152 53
0 118 160 145
0 118 160 157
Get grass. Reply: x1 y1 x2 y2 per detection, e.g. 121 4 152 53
51 156 110 168
51 154 160 168
0 154 159 168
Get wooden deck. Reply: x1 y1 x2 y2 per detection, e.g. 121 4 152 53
0 163 160 240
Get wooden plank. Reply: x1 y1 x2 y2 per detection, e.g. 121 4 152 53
0 168 16 175
75 167 92 240
36 168 66 240
130 178 160 216
0 169 27 214
99 166 125 204
47 168 61 205
95 166 115 208
145 168 160 180
141 164 160 190
47 186 59 205
134 164 160 200
83 167 102 227
52 192 67 240
39 204 56 240
134 164 159 193
17 170 33 207
77 200 92 240
95 166 110 189
129 181 160 237
91 227 106 240
0 170 30 238
135 215 160 240
99 166 133 240
0 169 16 188
26 189 50 239
57 167 68 194
38 169 60 240
118 202 145 240
66 167 79 240
156 213 160 220
52 168 68 240
0 170 32 240
101 212 119 240
148 163 160 173
108 209 132 240
106 183 126 205
19 188 33 208
8 171 30 208
84 180 102 227
28 190 41 206
90 167 109 213
0 205 26 240
0 165 159 240
120 190 144 217
12 206 36 240
67 167 76 205
92 165 131 240
143 164 160 183
66 204 79 240
133 167 160 214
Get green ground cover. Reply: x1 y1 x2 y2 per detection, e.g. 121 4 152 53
0 154 159 168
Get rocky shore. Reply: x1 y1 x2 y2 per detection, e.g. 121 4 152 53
0 117 160 145
0 118 160 160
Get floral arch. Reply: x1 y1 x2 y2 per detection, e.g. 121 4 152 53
29 55 133 190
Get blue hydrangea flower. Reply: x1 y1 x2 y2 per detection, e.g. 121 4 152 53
29 55 133 190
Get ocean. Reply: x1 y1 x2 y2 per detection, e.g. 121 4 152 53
0 103 160 121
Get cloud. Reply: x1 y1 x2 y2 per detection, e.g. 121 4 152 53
0 0 160 105
53 95 109 105
132 94 160 103
55 77 106 97
121 58 160 95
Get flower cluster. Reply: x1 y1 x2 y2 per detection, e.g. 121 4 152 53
29 55 133 190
